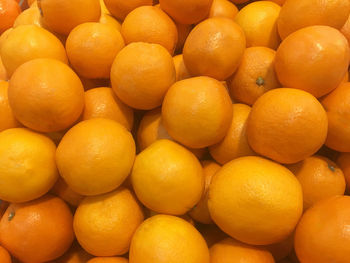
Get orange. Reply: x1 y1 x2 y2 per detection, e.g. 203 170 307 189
261 233 294 261
99 0 110 14
210 238 275 263
13 6 43 27
0 194 74 262
287 155 346 210
0 246 11 263
183 17 245 81
209 156 303 245
103 0 153 21
277 0 350 39
321 82 350 152
247 88 328 164
337 153 350 192
131 139 204 215
0 80 20 131
99 13 121 31
0 0 21 34
8 58 84 132
0 25 68 76
111 42 175 110
130 215 210 263
51 242 93 263
341 14 350 45
74 187 144 256
87 258 128 263
208 0 238 20
159 0 213 25
235 1 281 49
66 22 124 79
209 104 255 165
0 56 7 80
189 160 221 224
162 77 233 148
51 177 84 207
197 223 228 247
175 22 191 53
56 118 135 196
0 28 12 49
275 26 350 98
39 0 101 35
121 6 178 55
83 87 134 131
229 47 280 105
0 128 58 203
295 196 350 263
173 54 191 81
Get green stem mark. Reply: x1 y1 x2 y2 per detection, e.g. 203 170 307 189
328 163 336 172
8 211 15 221
256 77 265 86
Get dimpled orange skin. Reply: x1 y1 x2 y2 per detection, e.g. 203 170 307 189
0 246 11 263
295 196 350 263
183 17 246 81
87 258 128 263
277 0 350 40
111 42 175 110
8 58 85 132
173 54 191 81
121 6 178 55
208 156 303 245
56 118 136 196
210 238 275 263
229 47 280 106
247 88 328 164
162 77 233 149
208 0 238 20
159 0 213 25
321 82 350 152
74 187 144 256
0 80 20 131
103 0 153 21
130 215 210 263
275 26 350 98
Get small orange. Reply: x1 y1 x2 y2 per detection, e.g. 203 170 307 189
0 80 20 131
0 246 11 263
162 77 233 149
173 54 191 81
196 223 228 248
0 56 7 80
8 58 85 132
66 22 124 79
99 13 121 31
337 153 350 192
208 0 238 20
121 6 178 55
51 242 93 263
229 47 280 105
13 6 43 27
103 0 153 21
247 88 328 164
175 22 192 53
111 42 175 110
0 195 74 262
130 215 210 263
51 177 84 207
87 258 128 263
183 17 246 81
0 0 21 34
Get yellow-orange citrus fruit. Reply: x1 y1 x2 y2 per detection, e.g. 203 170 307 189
0 80 20 131
13 6 43 27
208 0 238 20
99 13 121 31
173 54 191 81
103 0 153 21
0 57 7 80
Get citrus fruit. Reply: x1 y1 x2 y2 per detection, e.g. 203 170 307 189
87 258 128 263
337 153 350 192
0 80 20 131
103 0 153 21
0 57 7 80
173 54 191 81
0 28 12 49
13 6 43 27
208 0 238 20
0 0 21 34
0 246 11 263
99 13 121 31
51 177 84 207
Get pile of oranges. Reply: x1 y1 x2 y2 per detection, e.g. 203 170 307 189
1 0 350 262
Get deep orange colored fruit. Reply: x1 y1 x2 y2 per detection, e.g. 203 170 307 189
103 0 153 21
0 0 21 34
0 80 20 131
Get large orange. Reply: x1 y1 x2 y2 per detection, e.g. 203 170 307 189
87 258 128 263
162 77 232 148
121 6 178 55
0 128 58 203
0 194 74 262
56 118 135 196
0 25 68 76
337 153 350 192
277 0 350 39
51 177 84 207
209 156 303 245
0 0 21 34
103 0 153 21
8 58 84 132
295 196 350 263
275 26 349 98
208 0 238 20
183 17 245 81
247 88 328 164
229 47 280 105
0 246 11 263
0 80 20 131
111 42 175 110
39 0 101 35
130 215 210 263
74 187 144 256
66 22 124 79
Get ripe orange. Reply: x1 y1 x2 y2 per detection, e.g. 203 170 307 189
56 118 135 196
99 13 121 31
8 58 84 132
173 54 191 81
277 0 350 39
209 156 303 245
0 28 12 49
337 153 350 192
39 0 101 35
130 215 210 263
121 6 178 55
131 139 204 215
103 0 153 21
210 238 275 263
162 77 232 148
66 22 125 79
0 25 68 76
208 0 238 20
295 196 350 263
0 0 21 34
13 6 43 27
235 1 281 49
51 177 84 207
183 17 245 81
83 87 134 131
0 57 7 80
87 258 128 263
0 80 20 131
229 47 280 105
275 26 349 98
0 246 11 263
0 194 74 262
247 88 328 164
111 42 175 110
